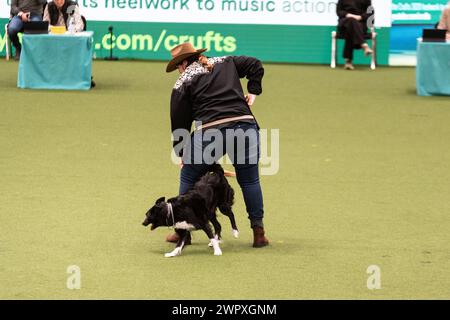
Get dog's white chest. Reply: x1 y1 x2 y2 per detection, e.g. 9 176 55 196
174 221 196 231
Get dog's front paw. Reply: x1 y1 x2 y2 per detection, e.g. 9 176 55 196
209 236 222 247
232 229 239 238
214 248 223 256
164 252 181 258
208 241 222 247
164 248 182 258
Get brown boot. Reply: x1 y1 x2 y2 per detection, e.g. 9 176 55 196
165 232 191 245
252 226 269 248
14 46 21 61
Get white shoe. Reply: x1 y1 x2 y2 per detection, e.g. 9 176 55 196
344 62 355 70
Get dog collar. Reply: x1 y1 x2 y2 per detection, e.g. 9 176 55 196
166 202 175 228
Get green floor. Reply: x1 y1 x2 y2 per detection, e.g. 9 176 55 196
1 60 449 299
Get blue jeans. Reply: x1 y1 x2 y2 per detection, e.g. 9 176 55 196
8 14 43 49
179 122 264 227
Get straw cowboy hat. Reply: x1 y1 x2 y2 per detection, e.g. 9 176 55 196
166 43 207 73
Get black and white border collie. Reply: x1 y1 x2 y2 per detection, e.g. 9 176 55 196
142 164 239 257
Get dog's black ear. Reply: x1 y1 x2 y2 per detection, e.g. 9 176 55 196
155 196 165 204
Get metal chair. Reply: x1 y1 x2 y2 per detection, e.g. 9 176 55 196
331 27 377 70
4 22 12 61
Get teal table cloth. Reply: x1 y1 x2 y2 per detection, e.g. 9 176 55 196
416 41 450 97
18 32 94 90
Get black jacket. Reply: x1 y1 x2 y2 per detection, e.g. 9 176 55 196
47 1 77 27
170 56 264 155
337 0 373 23
10 0 46 16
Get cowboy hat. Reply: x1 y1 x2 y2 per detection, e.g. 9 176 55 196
166 43 207 73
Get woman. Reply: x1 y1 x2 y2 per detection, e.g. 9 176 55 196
437 2 450 40
165 42 269 248
337 0 374 70
43 0 84 33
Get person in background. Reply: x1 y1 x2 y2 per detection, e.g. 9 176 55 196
336 0 374 70
43 0 84 33
8 0 46 60
437 2 450 40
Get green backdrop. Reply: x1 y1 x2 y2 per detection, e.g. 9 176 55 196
0 18 390 65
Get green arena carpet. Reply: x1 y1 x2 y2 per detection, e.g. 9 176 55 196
0 59 449 299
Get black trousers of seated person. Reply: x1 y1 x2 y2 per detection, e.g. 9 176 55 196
339 17 367 61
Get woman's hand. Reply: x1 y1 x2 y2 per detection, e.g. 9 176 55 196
19 12 30 22
245 94 256 107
